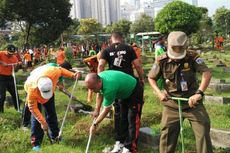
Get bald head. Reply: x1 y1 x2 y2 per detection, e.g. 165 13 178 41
85 73 102 93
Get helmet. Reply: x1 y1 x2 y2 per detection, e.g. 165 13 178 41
7 44 16 54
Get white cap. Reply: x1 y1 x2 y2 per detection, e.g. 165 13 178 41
37 77 53 99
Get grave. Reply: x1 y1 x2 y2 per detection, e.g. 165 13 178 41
139 127 160 149
223 67 230 73
208 83 230 92
204 96 230 105
210 128 230 149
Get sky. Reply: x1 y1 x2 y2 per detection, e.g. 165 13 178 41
121 0 230 17
198 0 230 17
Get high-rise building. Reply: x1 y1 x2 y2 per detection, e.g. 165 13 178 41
70 0 120 26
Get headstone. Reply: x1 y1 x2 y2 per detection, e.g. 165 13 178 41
216 60 227 67
208 83 230 92
210 128 230 149
210 79 226 84
139 127 160 149
204 96 230 105
78 80 86 87
223 67 230 73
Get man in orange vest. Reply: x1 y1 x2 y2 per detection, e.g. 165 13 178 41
0 44 21 113
24 65 80 151
219 35 224 50
56 47 65 65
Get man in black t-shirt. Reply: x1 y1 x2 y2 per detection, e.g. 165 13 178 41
94 32 144 153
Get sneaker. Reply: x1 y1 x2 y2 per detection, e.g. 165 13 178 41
121 147 131 153
111 141 124 153
32 146 41 151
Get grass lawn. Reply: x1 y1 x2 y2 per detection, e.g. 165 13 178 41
0 50 230 153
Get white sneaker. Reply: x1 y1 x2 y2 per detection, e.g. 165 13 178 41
121 147 131 153
111 141 124 153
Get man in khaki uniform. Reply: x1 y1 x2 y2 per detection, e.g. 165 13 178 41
148 31 213 153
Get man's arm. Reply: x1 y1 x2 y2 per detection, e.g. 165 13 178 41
132 59 144 84
188 71 211 108
198 71 211 92
148 77 168 101
97 59 107 73
92 93 103 118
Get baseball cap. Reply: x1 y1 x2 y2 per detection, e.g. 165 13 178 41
167 31 188 60
37 77 53 99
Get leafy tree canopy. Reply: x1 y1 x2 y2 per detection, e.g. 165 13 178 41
154 1 202 35
130 13 154 34
213 6 230 35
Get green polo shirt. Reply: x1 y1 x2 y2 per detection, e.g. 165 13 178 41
98 70 137 107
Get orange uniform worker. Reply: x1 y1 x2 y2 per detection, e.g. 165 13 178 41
56 47 65 65
24 66 80 151
83 55 98 102
219 35 224 50
0 44 20 113
24 51 32 69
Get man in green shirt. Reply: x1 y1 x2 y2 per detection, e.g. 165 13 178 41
85 70 143 153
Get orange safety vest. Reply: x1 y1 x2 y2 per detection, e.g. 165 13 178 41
24 66 74 126
0 51 18 76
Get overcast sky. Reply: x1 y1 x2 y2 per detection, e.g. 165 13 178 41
198 0 230 17
121 0 230 17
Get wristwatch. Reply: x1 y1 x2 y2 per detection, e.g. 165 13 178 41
195 89 204 97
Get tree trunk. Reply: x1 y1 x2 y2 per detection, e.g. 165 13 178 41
25 23 31 46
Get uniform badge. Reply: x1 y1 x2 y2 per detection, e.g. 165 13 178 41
184 63 189 69
182 63 190 71
196 58 204 64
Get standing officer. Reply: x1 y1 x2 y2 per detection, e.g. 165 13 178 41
97 32 144 153
24 64 80 151
86 70 143 153
148 31 213 153
0 44 20 113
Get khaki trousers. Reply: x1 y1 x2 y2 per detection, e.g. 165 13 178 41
160 104 213 153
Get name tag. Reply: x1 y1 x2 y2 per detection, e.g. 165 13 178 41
180 80 188 91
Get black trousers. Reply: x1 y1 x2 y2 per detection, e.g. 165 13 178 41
114 82 144 153
0 75 20 112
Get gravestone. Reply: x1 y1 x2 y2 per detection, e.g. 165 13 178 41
208 83 230 92
215 60 227 67
223 67 230 73
139 127 160 149
204 96 230 105
210 128 230 149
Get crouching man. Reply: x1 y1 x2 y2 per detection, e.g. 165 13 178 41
24 65 80 151
85 70 143 153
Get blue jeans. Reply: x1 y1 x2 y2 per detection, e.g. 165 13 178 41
31 95 59 146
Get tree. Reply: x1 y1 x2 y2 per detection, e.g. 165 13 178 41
2 0 72 45
105 19 131 37
213 6 230 36
190 7 213 46
130 13 154 33
154 1 202 35
77 18 102 35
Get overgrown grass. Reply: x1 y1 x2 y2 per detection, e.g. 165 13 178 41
0 50 230 153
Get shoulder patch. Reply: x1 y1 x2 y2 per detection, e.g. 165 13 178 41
195 58 204 64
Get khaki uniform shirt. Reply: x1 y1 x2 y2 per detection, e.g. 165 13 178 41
148 51 210 109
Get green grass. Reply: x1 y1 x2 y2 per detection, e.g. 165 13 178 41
1 50 230 152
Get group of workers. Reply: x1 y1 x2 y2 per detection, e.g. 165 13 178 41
0 31 214 153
